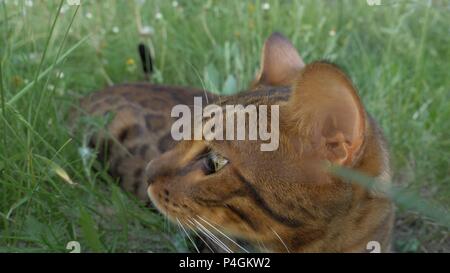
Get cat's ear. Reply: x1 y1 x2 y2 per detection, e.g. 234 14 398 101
288 62 366 166
253 32 305 87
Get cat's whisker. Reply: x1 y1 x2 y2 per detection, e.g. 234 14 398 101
270 227 290 253
176 217 200 253
192 219 232 253
192 222 229 252
259 240 270 253
203 89 210 105
192 218 232 253
256 240 264 253
197 215 249 253
144 159 154 173
184 60 210 104
186 218 215 253
191 223 224 252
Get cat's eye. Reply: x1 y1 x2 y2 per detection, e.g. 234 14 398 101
202 152 229 175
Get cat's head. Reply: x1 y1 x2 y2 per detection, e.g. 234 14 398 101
146 33 371 251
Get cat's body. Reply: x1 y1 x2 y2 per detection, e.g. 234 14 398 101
73 33 393 252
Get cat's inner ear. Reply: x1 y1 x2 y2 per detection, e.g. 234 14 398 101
254 32 305 87
288 62 366 166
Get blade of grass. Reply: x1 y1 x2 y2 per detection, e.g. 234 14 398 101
79 207 106 252
4 35 90 107
31 0 64 86
34 154 76 186
0 59 6 148
33 4 81 127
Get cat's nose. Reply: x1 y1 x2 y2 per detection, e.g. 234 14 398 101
145 159 171 185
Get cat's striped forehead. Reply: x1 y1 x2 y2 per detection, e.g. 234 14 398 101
213 86 291 107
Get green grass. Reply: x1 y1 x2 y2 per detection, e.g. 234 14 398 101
0 0 449 252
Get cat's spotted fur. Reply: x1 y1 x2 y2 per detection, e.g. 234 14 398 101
74 33 393 252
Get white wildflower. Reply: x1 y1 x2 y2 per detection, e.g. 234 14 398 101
78 147 93 161
60 4 69 14
140 25 154 36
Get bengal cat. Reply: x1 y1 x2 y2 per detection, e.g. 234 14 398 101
73 33 393 253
